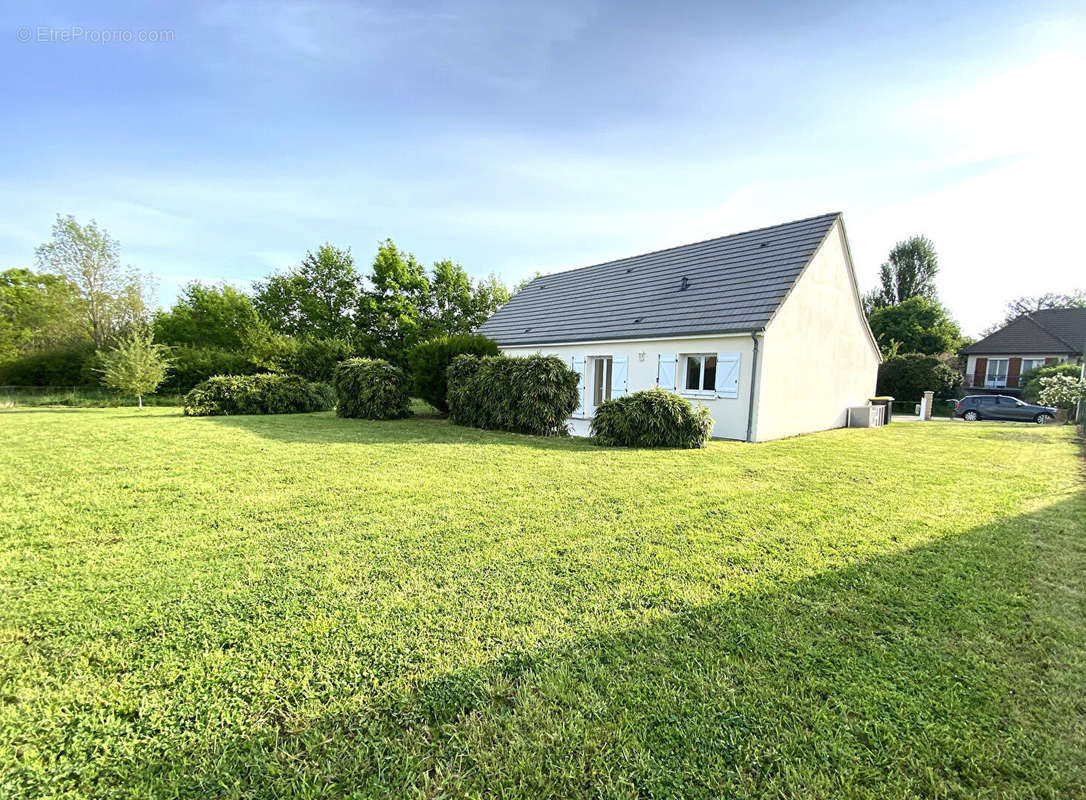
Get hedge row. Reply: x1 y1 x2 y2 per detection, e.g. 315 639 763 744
333 358 410 420
183 374 335 416
447 354 580 436
591 388 714 448
406 334 499 412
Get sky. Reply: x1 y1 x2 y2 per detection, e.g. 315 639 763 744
2 0 1084 336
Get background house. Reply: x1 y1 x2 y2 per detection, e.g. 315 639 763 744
961 308 1086 392
478 213 880 441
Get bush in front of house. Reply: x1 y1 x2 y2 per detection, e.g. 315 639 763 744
590 387 714 448
407 333 499 412
1021 363 1080 404
183 374 335 416
1037 374 1086 411
447 353 580 436
876 353 960 401
332 357 410 419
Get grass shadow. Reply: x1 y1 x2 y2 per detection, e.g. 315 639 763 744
51 494 1085 799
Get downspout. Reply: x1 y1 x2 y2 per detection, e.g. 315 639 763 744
745 331 761 442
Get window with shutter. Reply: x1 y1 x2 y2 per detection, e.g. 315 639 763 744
715 352 741 398
657 354 677 390
612 356 628 397
571 356 586 414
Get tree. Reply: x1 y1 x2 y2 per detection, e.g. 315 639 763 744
423 261 510 339
153 282 259 350
0 268 90 359
997 290 1086 327
253 244 361 340
875 353 961 400
34 215 150 348
98 327 171 408
357 239 432 364
864 235 940 312
867 296 962 356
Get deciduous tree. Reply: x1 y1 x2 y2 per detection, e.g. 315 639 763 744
98 327 171 408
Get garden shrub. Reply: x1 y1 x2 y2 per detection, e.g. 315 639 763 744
290 337 356 383
0 344 96 386
1020 362 1080 403
876 353 961 400
332 358 410 420
183 374 335 416
447 354 580 436
591 388 714 448
169 347 260 389
407 334 499 412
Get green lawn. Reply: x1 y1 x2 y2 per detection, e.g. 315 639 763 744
1 410 1083 799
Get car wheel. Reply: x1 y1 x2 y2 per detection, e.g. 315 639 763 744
1034 413 1051 425
963 410 979 421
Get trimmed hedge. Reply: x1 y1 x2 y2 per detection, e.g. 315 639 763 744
0 344 97 386
876 353 961 401
407 334 499 412
169 347 260 389
183 374 335 416
591 388 714 448
447 354 580 436
333 358 410 420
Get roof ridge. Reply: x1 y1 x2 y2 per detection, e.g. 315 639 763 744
530 211 841 285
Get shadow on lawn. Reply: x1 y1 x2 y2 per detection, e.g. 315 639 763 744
44 495 1086 799
194 411 598 451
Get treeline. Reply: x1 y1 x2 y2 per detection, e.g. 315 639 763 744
0 216 517 389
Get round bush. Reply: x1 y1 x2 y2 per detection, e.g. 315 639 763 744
184 374 334 416
591 388 714 448
333 358 410 420
1020 362 1080 403
407 334 498 412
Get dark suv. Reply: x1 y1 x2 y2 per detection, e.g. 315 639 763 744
954 395 1057 424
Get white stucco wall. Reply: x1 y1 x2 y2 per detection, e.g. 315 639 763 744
501 334 757 440
751 219 880 442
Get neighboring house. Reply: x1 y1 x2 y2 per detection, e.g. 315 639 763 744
961 308 1086 393
477 212 880 441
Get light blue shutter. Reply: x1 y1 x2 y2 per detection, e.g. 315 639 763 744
715 352 740 398
572 356 586 413
612 356 628 397
657 354 676 390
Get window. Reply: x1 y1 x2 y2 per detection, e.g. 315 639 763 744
592 356 613 407
1021 358 1045 375
978 396 997 406
985 358 1008 388
683 355 717 393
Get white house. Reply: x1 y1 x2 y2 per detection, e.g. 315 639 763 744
478 212 880 441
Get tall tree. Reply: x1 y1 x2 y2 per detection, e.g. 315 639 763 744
0 268 90 359
34 215 150 348
424 261 510 338
358 239 431 363
153 282 259 350
253 244 361 340
864 235 940 313
867 296 962 356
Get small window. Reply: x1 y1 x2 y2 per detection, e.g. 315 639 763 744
683 355 717 392
1021 358 1045 374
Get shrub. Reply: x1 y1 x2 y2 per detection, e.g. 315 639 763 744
0 344 96 386
590 388 714 448
332 358 410 420
169 347 260 389
1021 362 1080 403
291 337 356 383
447 354 580 436
1037 374 1086 410
184 374 335 416
876 353 961 400
407 334 499 412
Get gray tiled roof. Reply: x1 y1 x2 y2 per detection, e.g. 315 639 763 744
963 308 1086 355
478 212 841 346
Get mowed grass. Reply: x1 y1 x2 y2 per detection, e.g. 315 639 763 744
1 410 1083 799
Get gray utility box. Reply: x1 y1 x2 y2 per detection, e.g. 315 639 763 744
848 405 885 428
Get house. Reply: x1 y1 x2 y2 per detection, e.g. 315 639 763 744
477 212 881 441
961 308 1086 392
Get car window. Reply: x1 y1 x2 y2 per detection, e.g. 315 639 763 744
979 397 996 406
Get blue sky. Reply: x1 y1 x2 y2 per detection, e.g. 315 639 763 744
2 1 1084 335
